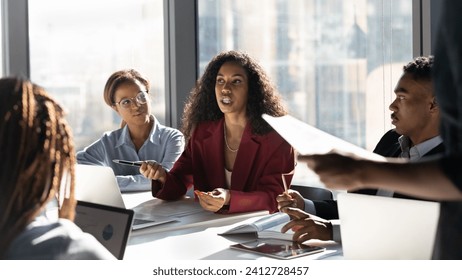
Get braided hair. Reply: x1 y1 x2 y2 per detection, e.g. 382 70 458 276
0 78 76 258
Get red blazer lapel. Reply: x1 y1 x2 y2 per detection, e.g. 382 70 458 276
231 123 259 190
202 119 226 188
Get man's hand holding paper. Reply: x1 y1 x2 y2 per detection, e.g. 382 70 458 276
262 114 389 191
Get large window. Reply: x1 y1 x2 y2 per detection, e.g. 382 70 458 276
24 0 415 186
198 0 413 185
28 0 165 151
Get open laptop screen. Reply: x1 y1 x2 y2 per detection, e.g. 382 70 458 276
74 200 134 259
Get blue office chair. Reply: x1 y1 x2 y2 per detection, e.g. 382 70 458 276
289 184 333 200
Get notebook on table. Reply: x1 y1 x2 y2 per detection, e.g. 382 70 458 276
219 212 293 241
337 192 440 259
75 164 176 230
74 200 134 259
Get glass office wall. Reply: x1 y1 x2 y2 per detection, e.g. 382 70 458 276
28 0 164 151
25 0 414 186
198 0 412 185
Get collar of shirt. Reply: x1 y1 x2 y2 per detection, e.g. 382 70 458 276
115 115 159 148
398 135 443 161
378 135 442 198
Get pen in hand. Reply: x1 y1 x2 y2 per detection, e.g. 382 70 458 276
282 173 290 194
112 159 144 166
279 173 300 211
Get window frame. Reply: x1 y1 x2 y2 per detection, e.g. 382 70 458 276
2 0 436 129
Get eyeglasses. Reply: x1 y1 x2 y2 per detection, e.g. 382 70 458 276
113 91 149 109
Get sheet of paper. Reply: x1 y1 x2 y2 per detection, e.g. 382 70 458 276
132 198 205 218
220 213 290 235
262 114 385 161
257 223 294 241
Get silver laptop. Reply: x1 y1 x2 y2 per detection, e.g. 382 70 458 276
337 192 440 259
75 164 126 208
75 164 176 230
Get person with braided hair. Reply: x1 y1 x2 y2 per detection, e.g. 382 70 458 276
0 77 114 259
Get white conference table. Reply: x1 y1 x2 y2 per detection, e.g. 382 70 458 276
122 192 342 260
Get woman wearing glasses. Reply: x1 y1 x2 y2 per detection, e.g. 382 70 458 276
76 69 185 192
140 51 295 214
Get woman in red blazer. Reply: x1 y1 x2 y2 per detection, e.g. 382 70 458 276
140 50 295 214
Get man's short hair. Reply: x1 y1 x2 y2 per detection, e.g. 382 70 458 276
403 56 433 81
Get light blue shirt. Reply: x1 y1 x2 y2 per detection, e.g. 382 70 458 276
76 116 185 192
376 135 443 197
398 135 443 162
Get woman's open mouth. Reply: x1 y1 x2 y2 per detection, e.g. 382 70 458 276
221 97 232 105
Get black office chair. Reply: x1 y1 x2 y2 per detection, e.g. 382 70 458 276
289 184 333 200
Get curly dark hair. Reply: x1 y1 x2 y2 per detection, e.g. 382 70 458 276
403 55 433 81
181 50 287 141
